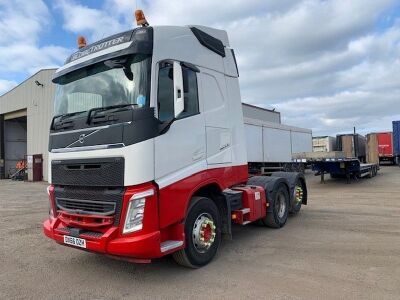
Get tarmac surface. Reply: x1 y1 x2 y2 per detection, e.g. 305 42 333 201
1 166 399 299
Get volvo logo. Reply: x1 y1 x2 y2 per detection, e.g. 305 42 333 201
78 134 86 144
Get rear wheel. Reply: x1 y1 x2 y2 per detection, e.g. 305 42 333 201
262 183 289 228
291 180 304 214
173 197 221 268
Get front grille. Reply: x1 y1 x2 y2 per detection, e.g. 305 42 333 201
56 198 116 215
51 157 124 187
54 186 124 225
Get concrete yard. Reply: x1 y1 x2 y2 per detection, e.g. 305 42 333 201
0 167 399 300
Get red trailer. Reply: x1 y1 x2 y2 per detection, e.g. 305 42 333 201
377 132 394 164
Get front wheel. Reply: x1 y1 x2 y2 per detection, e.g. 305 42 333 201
173 197 221 268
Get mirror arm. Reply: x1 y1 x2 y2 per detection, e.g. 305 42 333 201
159 118 176 134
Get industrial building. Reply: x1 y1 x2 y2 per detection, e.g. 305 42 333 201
241 103 281 124
0 69 56 181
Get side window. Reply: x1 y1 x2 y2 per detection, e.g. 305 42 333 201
157 62 199 122
157 63 174 122
180 66 199 118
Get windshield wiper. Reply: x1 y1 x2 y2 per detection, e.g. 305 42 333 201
86 104 137 124
51 111 86 130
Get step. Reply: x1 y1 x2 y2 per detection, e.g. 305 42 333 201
160 240 184 253
242 221 251 225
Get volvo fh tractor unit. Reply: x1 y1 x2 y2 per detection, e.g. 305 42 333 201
43 11 308 268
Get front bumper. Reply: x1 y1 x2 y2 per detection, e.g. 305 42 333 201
43 218 163 259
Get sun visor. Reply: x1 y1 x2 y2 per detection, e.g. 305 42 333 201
53 27 153 82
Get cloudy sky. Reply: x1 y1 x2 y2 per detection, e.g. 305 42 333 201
0 0 400 135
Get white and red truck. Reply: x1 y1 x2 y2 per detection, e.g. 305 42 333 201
43 11 307 268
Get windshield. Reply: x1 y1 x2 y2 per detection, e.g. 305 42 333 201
53 54 151 116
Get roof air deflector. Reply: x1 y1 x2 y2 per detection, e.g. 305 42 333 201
190 27 226 57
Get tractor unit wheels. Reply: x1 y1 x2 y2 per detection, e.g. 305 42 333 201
263 183 290 228
173 197 221 268
290 179 305 214
270 172 307 214
247 176 291 228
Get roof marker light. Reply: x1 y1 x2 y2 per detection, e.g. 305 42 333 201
135 9 149 27
77 36 87 49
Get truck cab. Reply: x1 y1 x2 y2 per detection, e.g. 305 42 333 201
43 13 307 267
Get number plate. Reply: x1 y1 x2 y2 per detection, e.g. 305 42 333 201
64 235 87 248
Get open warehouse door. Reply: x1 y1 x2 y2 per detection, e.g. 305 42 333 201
3 111 27 179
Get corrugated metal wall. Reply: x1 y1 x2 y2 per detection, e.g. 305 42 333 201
0 69 56 181
242 103 281 124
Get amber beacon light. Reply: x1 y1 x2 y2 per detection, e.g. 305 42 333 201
135 9 149 27
77 36 87 49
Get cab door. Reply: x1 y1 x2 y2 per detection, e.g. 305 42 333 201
154 61 206 187
198 71 232 165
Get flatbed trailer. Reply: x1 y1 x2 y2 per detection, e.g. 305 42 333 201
309 158 379 183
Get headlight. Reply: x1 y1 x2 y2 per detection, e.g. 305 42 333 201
123 189 154 234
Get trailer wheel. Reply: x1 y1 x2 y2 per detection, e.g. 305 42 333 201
172 197 221 268
373 166 378 177
262 183 289 228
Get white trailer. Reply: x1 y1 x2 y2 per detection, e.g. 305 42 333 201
312 136 336 152
244 117 312 165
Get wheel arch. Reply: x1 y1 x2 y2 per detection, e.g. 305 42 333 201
247 176 291 212
190 182 232 239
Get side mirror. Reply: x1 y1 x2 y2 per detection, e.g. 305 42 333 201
104 58 133 81
173 61 184 117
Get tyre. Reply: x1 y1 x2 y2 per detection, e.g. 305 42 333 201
270 172 307 213
173 197 221 268
290 179 304 214
262 183 289 228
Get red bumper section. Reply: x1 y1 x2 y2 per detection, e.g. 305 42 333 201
43 183 184 261
43 219 163 259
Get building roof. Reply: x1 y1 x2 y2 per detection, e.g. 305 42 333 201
242 102 279 114
0 68 57 98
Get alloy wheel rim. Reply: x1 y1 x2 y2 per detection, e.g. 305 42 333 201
276 192 286 218
294 185 303 205
192 213 216 253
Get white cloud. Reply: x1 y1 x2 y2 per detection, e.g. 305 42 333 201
0 0 70 87
0 44 71 74
140 0 400 134
0 79 17 96
54 0 127 41
1 0 400 135
0 0 49 44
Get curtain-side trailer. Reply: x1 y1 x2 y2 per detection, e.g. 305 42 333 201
367 132 395 165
